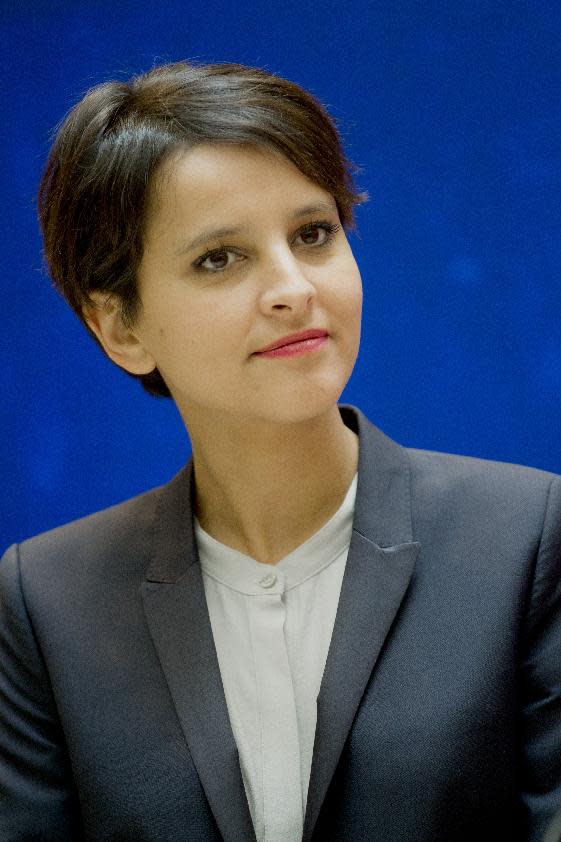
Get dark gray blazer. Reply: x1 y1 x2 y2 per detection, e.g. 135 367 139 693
1 405 560 841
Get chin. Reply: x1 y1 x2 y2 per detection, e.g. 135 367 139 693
251 381 348 427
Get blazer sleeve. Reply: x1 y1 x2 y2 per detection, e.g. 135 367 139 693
519 476 561 841
0 543 83 841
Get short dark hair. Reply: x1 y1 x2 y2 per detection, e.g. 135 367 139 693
38 60 368 398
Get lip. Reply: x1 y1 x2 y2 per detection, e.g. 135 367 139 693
253 329 329 355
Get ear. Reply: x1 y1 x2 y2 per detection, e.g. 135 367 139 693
82 292 156 376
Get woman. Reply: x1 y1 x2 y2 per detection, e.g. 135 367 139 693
1 60 560 842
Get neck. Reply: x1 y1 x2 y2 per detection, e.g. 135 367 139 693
185 404 359 565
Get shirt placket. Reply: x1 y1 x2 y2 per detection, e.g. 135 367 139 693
251 569 303 842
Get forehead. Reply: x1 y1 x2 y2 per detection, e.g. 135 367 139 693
148 143 333 228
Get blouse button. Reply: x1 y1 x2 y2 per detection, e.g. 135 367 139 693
259 572 278 588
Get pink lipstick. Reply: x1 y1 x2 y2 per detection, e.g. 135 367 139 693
253 329 329 358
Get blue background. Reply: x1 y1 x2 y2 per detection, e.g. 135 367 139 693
1 0 560 551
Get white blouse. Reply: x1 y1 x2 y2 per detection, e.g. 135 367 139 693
194 472 358 842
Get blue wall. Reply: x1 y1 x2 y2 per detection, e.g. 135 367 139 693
1 0 560 550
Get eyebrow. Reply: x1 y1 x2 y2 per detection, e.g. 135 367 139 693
174 201 338 257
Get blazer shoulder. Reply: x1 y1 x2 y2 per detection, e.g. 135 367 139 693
406 446 559 489
408 444 557 473
2 476 175 582
405 445 561 539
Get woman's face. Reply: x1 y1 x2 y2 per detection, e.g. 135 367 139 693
133 142 363 427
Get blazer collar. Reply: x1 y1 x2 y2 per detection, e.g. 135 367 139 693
302 406 419 840
339 404 414 546
141 405 420 842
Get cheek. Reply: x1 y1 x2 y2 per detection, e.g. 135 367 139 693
350 273 363 308
336 272 363 355
332 266 363 319
352 267 363 309
156 298 244 373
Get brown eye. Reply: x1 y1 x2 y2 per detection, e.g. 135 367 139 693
195 248 243 273
300 225 325 245
297 221 341 248
203 251 229 270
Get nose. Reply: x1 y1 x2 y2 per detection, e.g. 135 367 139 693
258 244 317 317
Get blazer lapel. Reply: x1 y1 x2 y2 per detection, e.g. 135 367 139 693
302 406 420 842
140 466 257 842
140 405 419 842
